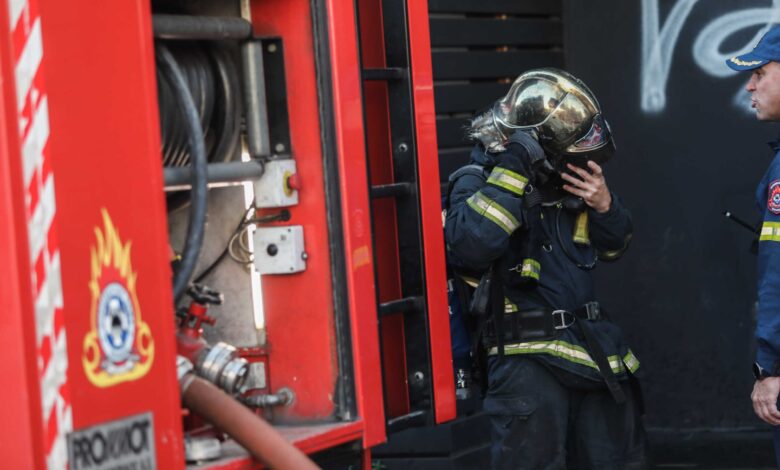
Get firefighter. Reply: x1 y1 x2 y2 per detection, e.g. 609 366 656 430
444 68 646 469
726 25 780 466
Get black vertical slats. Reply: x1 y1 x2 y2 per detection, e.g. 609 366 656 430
378 0 436 428
428 1 564 184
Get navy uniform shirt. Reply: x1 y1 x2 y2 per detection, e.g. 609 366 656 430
755 140 780 372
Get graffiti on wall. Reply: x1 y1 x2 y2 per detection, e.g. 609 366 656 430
641 0 780 114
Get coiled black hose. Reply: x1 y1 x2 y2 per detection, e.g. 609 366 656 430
156 43 209 303
157 44 241 168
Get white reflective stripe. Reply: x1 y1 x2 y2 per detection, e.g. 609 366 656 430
28 171 55 263
9 0 26 29
34 250 61 343
40 323 67 419
467 192 520 233
498 340 593 361
47 393 72 470
15 17 42 112
22 96 49 187
487 167 528 195
484 204 519 233
489 340 630 374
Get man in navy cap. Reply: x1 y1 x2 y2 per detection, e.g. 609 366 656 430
727 24 780 460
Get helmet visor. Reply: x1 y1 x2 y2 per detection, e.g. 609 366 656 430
565 114 611 154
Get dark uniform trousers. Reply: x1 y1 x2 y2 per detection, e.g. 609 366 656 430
484 356 647 470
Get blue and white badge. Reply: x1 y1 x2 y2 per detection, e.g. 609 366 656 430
97 282 137 374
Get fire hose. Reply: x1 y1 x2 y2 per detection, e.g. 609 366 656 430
178 357 318 469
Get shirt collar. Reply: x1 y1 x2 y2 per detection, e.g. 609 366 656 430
768 135 780 152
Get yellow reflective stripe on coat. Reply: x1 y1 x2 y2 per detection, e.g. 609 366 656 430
466 191 520 234
506 259 542 282
488 340 640 374
623 349 640 373
509 259 540 279
519 258 540 280
760 221 780 242
487 167 528 196
573 211 590 245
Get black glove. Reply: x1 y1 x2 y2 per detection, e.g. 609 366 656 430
498 130 546 172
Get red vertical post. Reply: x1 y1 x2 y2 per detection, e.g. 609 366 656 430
406 0 456 423
324 0 388 447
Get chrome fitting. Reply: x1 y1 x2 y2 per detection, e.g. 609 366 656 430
176 355 195 392
219 357 249 394
196 342 249 395
243 387 294 408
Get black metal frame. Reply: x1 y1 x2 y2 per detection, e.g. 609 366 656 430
358 0 436 433
261 38 293 158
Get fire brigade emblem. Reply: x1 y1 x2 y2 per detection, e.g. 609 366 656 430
83 209 154 387
769 180 780 214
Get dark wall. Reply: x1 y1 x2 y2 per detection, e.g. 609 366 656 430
564 0 779 430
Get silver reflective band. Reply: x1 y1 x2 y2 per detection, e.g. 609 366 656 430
760 221 780 242
487 167 528 195
488 340 641 374
467 191 520 234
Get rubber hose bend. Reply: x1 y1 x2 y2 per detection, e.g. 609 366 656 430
181 374 319 470
156 43 209 303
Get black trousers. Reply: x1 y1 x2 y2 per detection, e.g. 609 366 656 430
484 355 647 470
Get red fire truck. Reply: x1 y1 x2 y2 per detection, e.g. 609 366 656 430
1 0 460 468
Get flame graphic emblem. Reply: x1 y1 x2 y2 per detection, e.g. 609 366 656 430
83 209 154 387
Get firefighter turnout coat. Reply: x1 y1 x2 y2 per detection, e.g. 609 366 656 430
444 135 640 382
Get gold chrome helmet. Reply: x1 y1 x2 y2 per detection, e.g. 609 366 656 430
491 68 615 166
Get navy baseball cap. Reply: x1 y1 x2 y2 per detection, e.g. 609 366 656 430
727 25 780 71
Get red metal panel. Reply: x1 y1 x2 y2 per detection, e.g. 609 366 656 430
323 0 387 447
357 0 410 418
249 0 341 422
0 0 47 466
249 0 384 447
406 0 456 423
38 1 184 467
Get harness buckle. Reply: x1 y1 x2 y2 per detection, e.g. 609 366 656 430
582 301 601 320
552 310 576 330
